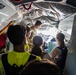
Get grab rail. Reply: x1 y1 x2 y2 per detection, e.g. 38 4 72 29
0 21 14 35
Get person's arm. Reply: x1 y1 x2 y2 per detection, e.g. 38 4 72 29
50 48 57 60
50 48 61 61
43 52 53 61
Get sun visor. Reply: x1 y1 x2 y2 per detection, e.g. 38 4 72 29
8 0 62 5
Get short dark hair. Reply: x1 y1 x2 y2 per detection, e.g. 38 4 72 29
20 59 61 75
7 25 26 46
35 20 42 26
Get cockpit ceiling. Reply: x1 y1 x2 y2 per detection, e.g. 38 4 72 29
0 0 76 32
17 2 76 26
8 0 76 7
9 0 62 5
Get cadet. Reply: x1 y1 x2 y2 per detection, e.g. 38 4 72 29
0 25 41 75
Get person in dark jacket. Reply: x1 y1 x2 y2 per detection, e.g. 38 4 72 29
50 32 68 75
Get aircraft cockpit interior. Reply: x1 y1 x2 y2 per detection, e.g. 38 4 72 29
0 0 76 75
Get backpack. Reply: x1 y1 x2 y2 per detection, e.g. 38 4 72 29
1 53 36 75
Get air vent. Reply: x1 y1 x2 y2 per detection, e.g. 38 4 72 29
0 3 5 9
